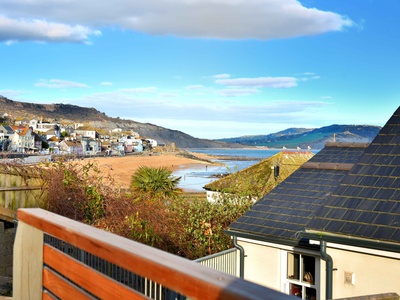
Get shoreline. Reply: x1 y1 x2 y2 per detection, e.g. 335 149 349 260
84 151 221 190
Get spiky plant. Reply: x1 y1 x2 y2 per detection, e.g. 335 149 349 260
130 166 182 199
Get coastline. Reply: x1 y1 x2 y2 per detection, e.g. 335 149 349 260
85 152 220 190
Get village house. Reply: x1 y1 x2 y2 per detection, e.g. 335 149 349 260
226 106 400 299
34 120 60 133
118 135 143 153
10 126 37 153
74 129 98 140
14 117 29 126
0 125 14 151
0 125 14 141
81 137 102 156
46 136 60 154
59 140 83 156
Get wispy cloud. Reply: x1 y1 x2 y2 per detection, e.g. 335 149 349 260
0 0 353 43
119 87 158 93
216 77 298 88
100 82 113 86
0 89 25 98
35 79 90 88
186 85 206 90
213 74 231 79
217 88 260 97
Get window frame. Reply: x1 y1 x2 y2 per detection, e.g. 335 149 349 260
282 250 320 299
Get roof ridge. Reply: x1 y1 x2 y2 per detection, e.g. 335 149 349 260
301 162 354 171
325 142 370 148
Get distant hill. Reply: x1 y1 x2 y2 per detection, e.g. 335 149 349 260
0 96 238 149
217 125 381 149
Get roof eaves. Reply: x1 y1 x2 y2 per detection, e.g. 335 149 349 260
301 230 400 253
225 229 301 247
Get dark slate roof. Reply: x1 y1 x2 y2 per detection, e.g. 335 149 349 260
306 106 400 244
1 125 14 134
227 142 367 245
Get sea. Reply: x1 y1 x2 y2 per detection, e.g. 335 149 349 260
173 148 282 192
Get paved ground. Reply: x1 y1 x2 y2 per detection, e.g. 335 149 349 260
0 276 11 297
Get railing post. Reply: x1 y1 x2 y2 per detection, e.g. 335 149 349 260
13 220 44 300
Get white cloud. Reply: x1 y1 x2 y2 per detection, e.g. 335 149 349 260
119 87 158 93
101 82 113 86
35 79 89 89
213 74 231 79
217 88 260 97
0 0 353 43
216 77 298 88
0 15 100 44
186 85 206 90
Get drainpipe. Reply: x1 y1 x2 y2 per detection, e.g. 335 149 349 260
233 236 245 278
320 241 333 300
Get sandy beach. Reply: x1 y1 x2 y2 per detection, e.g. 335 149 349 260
85 152 216 190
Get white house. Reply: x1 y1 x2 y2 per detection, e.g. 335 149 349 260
81 137 102 156
10 126 36 153
226 106 400 299
74 129 98 140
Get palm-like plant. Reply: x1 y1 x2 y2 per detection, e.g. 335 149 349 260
130 166 182 199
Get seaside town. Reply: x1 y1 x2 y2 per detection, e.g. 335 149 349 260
0 113 157 157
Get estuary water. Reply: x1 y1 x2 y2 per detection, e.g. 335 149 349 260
174 148 281 192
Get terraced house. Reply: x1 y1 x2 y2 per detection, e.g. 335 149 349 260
227 106 400 299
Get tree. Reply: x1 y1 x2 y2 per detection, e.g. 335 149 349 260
130 166 182 199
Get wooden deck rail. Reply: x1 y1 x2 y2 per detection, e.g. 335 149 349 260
13 208 293 300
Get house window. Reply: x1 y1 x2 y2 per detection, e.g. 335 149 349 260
286 253 317 299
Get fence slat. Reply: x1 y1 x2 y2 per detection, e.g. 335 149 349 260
43 267 95 300
44 244 148 300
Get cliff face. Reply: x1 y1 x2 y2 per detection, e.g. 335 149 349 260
0 96 236 148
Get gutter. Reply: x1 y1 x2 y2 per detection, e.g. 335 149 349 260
320 241 333 300
301 230 400 253
233 236 245 278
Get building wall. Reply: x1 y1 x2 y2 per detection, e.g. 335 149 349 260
239 239 282 289
238 238 323 299
329 245 400 298
239 238 400 300
0 222 14 276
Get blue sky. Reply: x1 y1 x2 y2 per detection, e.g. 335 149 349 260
0 0 399 139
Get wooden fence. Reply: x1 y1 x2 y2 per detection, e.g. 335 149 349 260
14 208 293 300
0 168 45 222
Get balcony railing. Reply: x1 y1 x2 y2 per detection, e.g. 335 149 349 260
195 248 238 277
13 208 293 300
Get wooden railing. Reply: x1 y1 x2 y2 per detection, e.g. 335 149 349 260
13 208 293 300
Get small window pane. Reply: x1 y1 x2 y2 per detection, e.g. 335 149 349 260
305 287 316 300
287 253 300 280
289 283 302 298
302 255 315 284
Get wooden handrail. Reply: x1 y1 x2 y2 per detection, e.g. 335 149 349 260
14 208 293 300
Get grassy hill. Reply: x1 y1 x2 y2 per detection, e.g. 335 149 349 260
204 151 314 199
